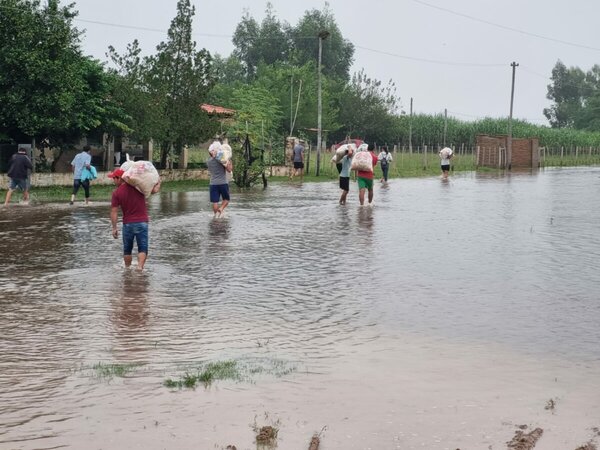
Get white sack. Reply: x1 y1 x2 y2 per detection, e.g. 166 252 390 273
122 160 160 198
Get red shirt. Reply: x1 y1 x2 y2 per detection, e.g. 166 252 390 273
111 183 149 224
357 151 378 180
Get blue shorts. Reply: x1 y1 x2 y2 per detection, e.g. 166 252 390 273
209 184 230 203
122 222 149 255
9 178 29 191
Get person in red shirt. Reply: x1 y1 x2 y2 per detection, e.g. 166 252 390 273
356 143 378 206
109 168 160 270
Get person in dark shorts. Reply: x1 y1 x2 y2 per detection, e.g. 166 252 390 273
4 147 33 206
338 147 354 205
439 147 453 179
290 140 304 181
207 147 233 218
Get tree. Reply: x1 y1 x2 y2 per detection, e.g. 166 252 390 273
290 3 355 81
232 9 260 81
224 84 283 187
0 0 124 145
544 60 588 128
334 69 400 143
144 0 217 167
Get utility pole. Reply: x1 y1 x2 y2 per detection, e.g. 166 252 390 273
290 73 293 136
507 61 519 169
443 108 448 147
409 97 413 153
316 30 329 176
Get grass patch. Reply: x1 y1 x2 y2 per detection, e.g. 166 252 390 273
164 358 297 390
5 179 211 203
92 362 139 378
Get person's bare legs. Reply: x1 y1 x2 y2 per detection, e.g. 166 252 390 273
368 188 374 204
23 190 29 202
359 187 365 206
212 202 220 217
340 190 348 205
4 189 13 205
137 252 147 270
124 255 133 267
218 199 229 215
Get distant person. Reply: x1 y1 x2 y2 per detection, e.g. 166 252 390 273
70 145 92 205
357 143 378 206
378 146 393 183
290 140 304 181
207 146 233 218
439 147 453 179
338 146 354 205
4 147 33 206
109 168 161 270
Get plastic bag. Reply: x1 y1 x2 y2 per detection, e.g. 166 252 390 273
122 160 160 198
351 151 373 172
216 144 232 166
440 147 453 159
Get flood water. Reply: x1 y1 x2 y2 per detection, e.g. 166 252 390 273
1 167 600 450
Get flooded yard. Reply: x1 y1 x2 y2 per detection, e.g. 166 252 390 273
1 167 600 449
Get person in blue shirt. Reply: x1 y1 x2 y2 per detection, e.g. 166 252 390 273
338 147 354 205
69 145 92 205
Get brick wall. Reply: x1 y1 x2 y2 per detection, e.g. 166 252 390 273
476 135 539 168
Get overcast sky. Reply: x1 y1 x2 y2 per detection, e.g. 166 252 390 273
72 0 600 125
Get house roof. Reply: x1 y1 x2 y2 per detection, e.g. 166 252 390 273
201 104 235 116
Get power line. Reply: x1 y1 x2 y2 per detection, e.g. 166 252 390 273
412 0 600 52
355 45 505 67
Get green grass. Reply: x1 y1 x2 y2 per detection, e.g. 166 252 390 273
92 362 139 378
164 360 240 389
2 179 211 203
164 358 297 390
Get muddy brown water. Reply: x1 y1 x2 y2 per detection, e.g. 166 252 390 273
1 167 600 450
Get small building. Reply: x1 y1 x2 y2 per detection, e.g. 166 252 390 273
476 135 539 169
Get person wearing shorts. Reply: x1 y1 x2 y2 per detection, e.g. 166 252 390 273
439 147 453 179
290 140 304 181
4 147 32 206
207 147 233 218
338 147 354 205
109 168 160 270
356 143 379 206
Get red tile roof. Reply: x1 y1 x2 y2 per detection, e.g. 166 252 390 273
201 104 235 116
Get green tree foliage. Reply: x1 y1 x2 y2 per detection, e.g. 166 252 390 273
544 61 587 128
231 10 260 81
107 40 162 142
0 0 124 144
143 0 217 167
224 85 282 187
334 69 399 143
290 3 354 81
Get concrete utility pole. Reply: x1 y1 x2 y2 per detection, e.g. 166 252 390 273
443 108 448 147
507 61 519 169
409 97 413 153
316 30 329 176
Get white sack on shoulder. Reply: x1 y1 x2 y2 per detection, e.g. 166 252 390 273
440 147 453 158
350 150 373 172
217 144 232 166
122 160 160 198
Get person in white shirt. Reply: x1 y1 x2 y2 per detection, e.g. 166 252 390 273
439 147 453 179
378 146 393 183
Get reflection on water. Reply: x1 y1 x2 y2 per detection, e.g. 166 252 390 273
1 167 600 448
